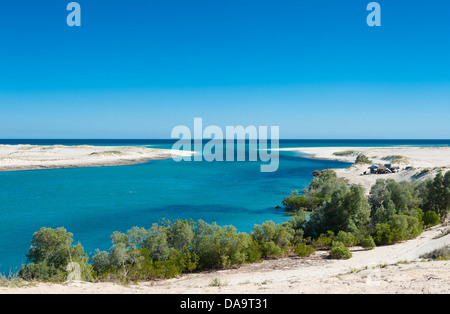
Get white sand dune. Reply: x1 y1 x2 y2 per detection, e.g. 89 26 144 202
279 146 450 192
0 145 194 172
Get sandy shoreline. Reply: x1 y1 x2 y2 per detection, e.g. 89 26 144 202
0 145 195 172
279 146 450 192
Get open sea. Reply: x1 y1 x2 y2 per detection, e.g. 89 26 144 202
0 139 449 274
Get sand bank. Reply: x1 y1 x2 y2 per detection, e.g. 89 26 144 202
279 146 450 192
0 145 195 172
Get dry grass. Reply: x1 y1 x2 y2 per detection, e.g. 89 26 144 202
0 273 36 289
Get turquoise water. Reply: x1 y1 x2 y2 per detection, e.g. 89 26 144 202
0 139 449 274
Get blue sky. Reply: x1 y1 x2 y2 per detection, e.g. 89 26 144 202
0 0 449 139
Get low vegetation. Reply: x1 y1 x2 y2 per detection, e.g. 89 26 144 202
331 150 372 164
328 241 352 260
355 154 372 164
294 243 315 257
421 246 450 261
360 235 376 250
11 170 450 284
382 155 408 163
282 170 347 212
434 228 450 240
0 273 36 288
90 151 123 156
333 150 358 157
209 278 228 287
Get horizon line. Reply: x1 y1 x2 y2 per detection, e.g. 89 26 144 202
0 139 450 141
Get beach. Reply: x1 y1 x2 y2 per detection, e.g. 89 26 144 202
0 145 194 172
280 146 450 192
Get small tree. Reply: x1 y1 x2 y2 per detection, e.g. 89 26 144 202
308 185 371 236
20 227 91 282
425 171 450 219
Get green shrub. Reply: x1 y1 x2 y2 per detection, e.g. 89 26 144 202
312 231 334 249
391 214 423 240
420 246 450 261
360 235 376 250
423 172 450 219
371 214 423 246
294 243 315 257
306 185 371 236
152 251 198 279
19 227 92 282
19 262 63 282
260 241 284 258
93 220 254 280
284 170 348 215
370 179 423 220
328 241 352 260
118 249 199 282
282 191 323 212
167 219 195 252
251 221 293 255
282 212 306 244
371 223 395 245
382 155 407 163
355 154 371 164
209 278 227 287
334 231 357 247
422 211 441 227
333 150 357 157
193 222 252 269
244 240 263 263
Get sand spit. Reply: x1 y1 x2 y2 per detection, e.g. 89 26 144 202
0 145 194 172
279 146 450 192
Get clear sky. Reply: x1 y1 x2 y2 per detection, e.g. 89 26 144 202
0 0 449 139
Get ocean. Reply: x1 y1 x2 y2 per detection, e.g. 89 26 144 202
0 139 449 274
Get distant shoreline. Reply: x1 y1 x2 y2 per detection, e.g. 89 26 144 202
277 146 450 192
0 145 195 172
